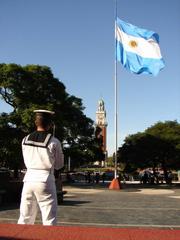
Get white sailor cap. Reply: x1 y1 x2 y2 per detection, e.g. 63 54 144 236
33 110 55 122
33 109 55 115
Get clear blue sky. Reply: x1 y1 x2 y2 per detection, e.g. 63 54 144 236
0 0 179 155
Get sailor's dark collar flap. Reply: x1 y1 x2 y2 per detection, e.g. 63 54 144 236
23 132 52 148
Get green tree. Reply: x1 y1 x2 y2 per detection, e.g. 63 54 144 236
118 121 180 183
145 121 180 181
0 63 103 171
0 113 24 177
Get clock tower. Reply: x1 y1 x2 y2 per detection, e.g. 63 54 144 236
95 99 108 165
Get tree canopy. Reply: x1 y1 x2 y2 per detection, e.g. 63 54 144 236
0 63 103 170
118 121 180 181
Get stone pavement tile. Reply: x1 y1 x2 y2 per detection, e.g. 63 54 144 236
1 182 180 228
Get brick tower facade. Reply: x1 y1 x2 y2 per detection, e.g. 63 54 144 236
95 99 108 165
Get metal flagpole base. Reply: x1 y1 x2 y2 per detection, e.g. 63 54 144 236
109 177 121 190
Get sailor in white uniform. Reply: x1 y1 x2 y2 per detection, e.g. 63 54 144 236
18 110 64 225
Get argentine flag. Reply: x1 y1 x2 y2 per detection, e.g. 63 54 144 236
116 18 165 76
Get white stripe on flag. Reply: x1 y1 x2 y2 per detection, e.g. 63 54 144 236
116 25 162 59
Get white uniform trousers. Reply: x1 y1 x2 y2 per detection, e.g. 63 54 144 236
18 181 57 225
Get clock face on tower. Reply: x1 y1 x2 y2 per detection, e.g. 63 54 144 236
96 99 107 126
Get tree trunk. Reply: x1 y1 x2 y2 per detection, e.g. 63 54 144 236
152 165 158 184
13 168 19 179
161 162 168 184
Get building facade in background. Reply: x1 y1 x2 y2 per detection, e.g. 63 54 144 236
95 99 108 166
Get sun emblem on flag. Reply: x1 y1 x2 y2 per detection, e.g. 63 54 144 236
129 40 138 48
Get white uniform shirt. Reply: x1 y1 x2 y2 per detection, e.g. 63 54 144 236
22 131 64 182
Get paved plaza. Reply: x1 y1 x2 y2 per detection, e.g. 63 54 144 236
1 182 180 229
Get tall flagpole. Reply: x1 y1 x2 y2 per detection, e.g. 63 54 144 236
114 0 118 179
109 0 121 189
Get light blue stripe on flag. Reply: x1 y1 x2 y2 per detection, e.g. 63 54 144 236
116 18 165 76
117 18 159 41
